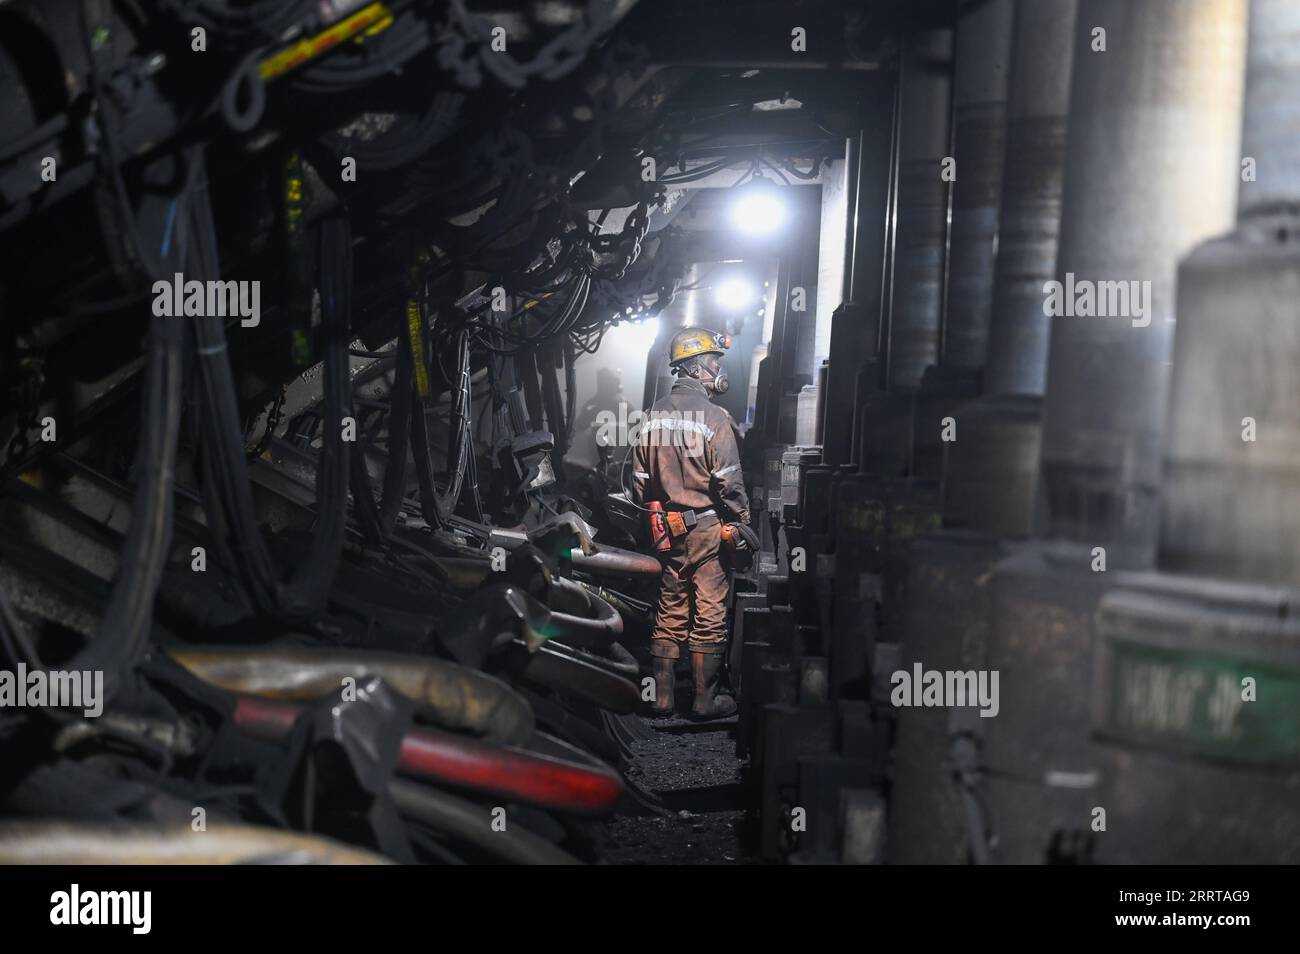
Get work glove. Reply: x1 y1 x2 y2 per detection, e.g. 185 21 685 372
722 521 760 553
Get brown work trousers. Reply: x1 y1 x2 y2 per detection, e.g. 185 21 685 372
649 517 729 658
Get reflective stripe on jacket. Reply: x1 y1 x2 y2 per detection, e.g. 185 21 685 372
631 378 750 522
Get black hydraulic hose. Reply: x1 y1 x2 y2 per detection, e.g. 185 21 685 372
0 314 183 693
576 580 653 620
563 341 578 448
544 638 639 680
506 640 641 714
439 582 622 665
350 331 414 543
409 326 471 528
190 195 352 617
505 272 589 355
540 340 567 456
78 313 184 686
517 347 545 431
546 576 623 643
389 779 581 865
317 93 462 171
0 217 186 707
463 436 485 522
0 113 68 165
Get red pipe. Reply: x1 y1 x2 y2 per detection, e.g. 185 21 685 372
233 695 623 816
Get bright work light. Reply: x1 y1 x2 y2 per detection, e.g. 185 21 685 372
716 277 755 311
729 180 788 237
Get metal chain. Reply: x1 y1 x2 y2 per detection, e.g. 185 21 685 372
436 0 620 91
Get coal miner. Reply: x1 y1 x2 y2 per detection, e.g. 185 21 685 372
631 328 758 720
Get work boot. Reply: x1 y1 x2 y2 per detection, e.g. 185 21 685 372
689 650 737 721
650 656 676 718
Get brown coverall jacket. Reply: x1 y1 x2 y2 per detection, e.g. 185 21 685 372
631 378 750 658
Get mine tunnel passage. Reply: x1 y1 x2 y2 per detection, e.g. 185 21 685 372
0 0 1297 868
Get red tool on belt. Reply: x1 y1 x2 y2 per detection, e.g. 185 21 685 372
646 501 671 552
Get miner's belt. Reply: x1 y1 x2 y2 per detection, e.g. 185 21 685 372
666 507 718 530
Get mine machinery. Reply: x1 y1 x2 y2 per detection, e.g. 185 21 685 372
0 0 1296 867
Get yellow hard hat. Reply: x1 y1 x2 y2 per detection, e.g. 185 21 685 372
669 327 732 365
